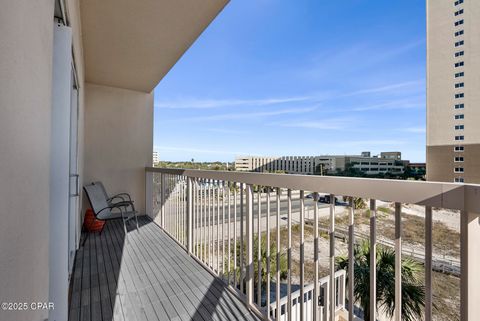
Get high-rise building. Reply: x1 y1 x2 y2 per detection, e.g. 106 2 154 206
427 0 480 183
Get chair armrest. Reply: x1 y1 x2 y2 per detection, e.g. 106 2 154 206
96 204 125 216
112 193 132 201
107 195 125 203
112 200 134 207
110 200 136 213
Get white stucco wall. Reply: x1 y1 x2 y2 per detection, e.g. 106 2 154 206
0 1 54 320
84 83 153 215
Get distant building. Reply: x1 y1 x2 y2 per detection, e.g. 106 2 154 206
408 163 426 171
235 152 408 176
408 163 426 179
153 151 159 165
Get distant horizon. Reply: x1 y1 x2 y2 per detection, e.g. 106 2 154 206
154 1 426 163
154 150 425 164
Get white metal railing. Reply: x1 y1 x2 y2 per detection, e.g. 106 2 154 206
270 270 346 321
145 167 480 321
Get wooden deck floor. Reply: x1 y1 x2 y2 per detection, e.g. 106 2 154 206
69 216 260 321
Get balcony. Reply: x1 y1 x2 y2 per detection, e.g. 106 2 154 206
136 167 480 321
66 167 480 320
69 216 261 321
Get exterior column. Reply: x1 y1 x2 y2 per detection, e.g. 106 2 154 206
460 210 480 320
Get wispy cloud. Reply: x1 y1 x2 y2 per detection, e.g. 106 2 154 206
154 146 247 155
330 139 407 147
177 107 316 122
374 39 425 61
402 126 426 133
155 96 311 109
344 80 424 97
303 39 425 80
156 79 423 112
350 98 423 111
204 128 249 134
271 117 354 130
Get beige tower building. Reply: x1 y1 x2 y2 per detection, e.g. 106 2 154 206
427 0 480 183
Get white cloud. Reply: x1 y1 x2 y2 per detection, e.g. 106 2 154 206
155 79 423 114
338 139 406 146
178 107 316 122
155 96 311 109
303 39 425 79
154 146 247 155
204 128 249 134
350 98 423 111
402 126 426 133
344 80 424 97
271 117 354 130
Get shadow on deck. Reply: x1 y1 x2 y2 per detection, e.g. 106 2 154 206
69 216 259 321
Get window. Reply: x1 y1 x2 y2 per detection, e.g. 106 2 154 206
455 177 465 183
455 72 464 78
455 93 464 98
455 82 464 88
455 40 465 47
454 146 465 152
455 51 464 57
455 114 464 119
454 0 464 5
454 167 464 173
455 156 464 162
455 103 464 109
455 125 464 130
455 30 464 37
455 61 464 67
455 9 464 16
455 19 464 26
455 135 464 140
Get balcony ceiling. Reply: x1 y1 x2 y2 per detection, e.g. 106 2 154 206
80 0 228 93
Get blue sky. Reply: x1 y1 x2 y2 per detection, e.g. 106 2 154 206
154 0 426 162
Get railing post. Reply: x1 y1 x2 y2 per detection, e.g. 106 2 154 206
348 198 355 321
369 199 377 321
329 194 336 321
160 173 165 228
246 184 254 307
394 202 402 321
460 210 480 321
314 192 320 321
425 206 432 321
187 177 193 254
240 183 244 293
145 170 153 218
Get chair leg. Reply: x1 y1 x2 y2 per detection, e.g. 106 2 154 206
82 231 89 247
135 213 139 231
123 218 128 238
128 202 139 232
99 221 107 235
